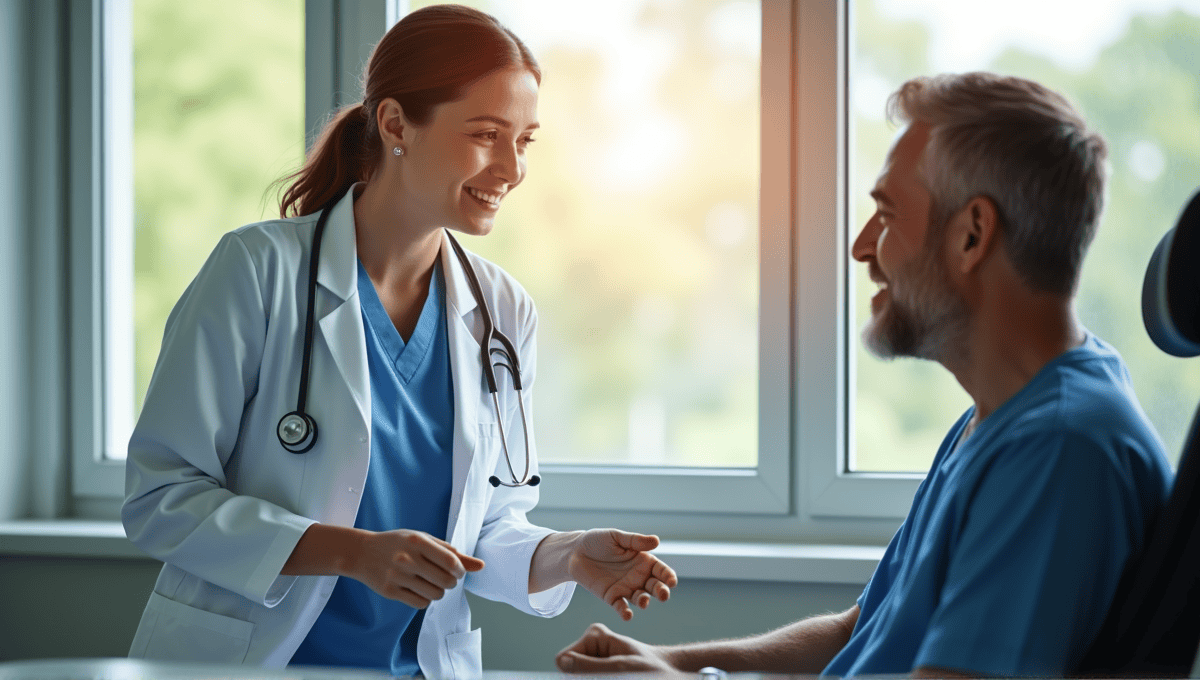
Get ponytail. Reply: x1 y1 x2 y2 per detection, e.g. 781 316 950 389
278 103 372 217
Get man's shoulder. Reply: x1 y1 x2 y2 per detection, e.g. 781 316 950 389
958 335 1169 490
1003 334 1153 445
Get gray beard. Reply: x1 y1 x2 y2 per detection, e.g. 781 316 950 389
862 250 971 364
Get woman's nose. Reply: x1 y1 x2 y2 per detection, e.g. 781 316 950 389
491 145 522 184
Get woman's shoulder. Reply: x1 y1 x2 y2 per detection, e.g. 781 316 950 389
456 245 532 303
453 244 537 330
227 212 321 259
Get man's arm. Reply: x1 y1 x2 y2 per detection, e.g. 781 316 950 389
556 605 860 674
912 667 974 678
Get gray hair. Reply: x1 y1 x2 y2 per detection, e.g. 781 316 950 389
887 72 1108 296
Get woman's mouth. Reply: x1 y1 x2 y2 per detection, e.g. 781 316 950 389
465 187 502 210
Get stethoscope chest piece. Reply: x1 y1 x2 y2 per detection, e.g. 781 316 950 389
278 411 318 454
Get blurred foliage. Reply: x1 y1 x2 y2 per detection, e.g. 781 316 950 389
131 0 304 415
852 0 1200 471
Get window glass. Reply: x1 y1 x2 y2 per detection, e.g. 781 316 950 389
851 0 1200 471
409 0 762 467
118 0 305 459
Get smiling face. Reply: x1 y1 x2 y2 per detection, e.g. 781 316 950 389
391 68 540 236
852 122 971 361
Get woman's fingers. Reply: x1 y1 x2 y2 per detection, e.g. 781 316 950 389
631 589 651 609
612 596 634 621
392 587 432 610
454 550 486 572
615 530 660 553
414 554 460 591
652 556 679 587
359 531 489 604
643 577 671 602
432 536 486 572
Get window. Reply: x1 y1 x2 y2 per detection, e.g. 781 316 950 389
70 0 1196 539
849 0 1200 473
403 0 794 517
70 0 306 505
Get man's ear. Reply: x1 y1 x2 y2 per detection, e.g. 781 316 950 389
948 195 1000 275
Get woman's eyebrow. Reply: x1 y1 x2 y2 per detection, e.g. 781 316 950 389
464 114 540 130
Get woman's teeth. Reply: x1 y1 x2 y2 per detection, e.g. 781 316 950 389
466 187 501 206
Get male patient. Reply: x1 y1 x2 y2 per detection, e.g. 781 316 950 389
556 73 1174 678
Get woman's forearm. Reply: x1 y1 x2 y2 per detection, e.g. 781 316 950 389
281 523 366 576
528 530 584 593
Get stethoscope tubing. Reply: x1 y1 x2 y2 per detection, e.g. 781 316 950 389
276 205 538 487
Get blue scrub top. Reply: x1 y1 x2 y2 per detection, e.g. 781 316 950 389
290 259 455 677
824 332 1172 678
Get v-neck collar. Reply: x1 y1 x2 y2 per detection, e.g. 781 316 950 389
357 258 444 384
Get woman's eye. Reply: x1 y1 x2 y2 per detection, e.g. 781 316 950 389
520 136 536 145
475 131 499 141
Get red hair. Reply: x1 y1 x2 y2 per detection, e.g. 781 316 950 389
278 4 541 217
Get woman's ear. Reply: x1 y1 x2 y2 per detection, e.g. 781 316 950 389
376 98 408 148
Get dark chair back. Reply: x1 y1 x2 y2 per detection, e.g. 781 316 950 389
1076 189 1200 677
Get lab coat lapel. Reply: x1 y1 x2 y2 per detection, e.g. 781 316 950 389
441 230 483 544
314 190 369 432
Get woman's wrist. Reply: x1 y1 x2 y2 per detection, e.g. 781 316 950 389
528 530 584 593
282 523 367 577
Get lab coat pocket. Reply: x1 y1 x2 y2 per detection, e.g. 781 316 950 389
445 627 483 680
135 592 254 663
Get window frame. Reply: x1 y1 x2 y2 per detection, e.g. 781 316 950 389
72 0 920 534
69 0 126 510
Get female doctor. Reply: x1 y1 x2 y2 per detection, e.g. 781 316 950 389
121 5 677 678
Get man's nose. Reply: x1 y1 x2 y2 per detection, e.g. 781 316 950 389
851 217 883 263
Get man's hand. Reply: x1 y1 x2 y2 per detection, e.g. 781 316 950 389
568 529 679 621
556 622 678 674
346 529 484 609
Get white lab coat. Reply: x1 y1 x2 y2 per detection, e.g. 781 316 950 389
122 185 574 679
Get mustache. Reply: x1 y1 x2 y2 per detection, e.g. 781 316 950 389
867 261 887 286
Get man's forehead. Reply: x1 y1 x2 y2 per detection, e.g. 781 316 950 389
874 122 931 199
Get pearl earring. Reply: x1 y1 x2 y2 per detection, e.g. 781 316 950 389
393 146 404 156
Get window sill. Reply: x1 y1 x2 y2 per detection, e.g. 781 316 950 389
0 520 885 584
0 519 147 559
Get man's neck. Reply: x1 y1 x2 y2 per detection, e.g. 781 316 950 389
944 293 1085 426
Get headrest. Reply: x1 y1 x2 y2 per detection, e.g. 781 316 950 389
1143 189 1200 357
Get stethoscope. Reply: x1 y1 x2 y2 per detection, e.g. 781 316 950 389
276 206 540 488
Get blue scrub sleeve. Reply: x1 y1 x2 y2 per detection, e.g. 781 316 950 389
914 431 1140 677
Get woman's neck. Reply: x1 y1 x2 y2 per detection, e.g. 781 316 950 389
351 179 442 294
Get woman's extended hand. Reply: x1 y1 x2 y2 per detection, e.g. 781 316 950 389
568 529 679 621
347 529 485 609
